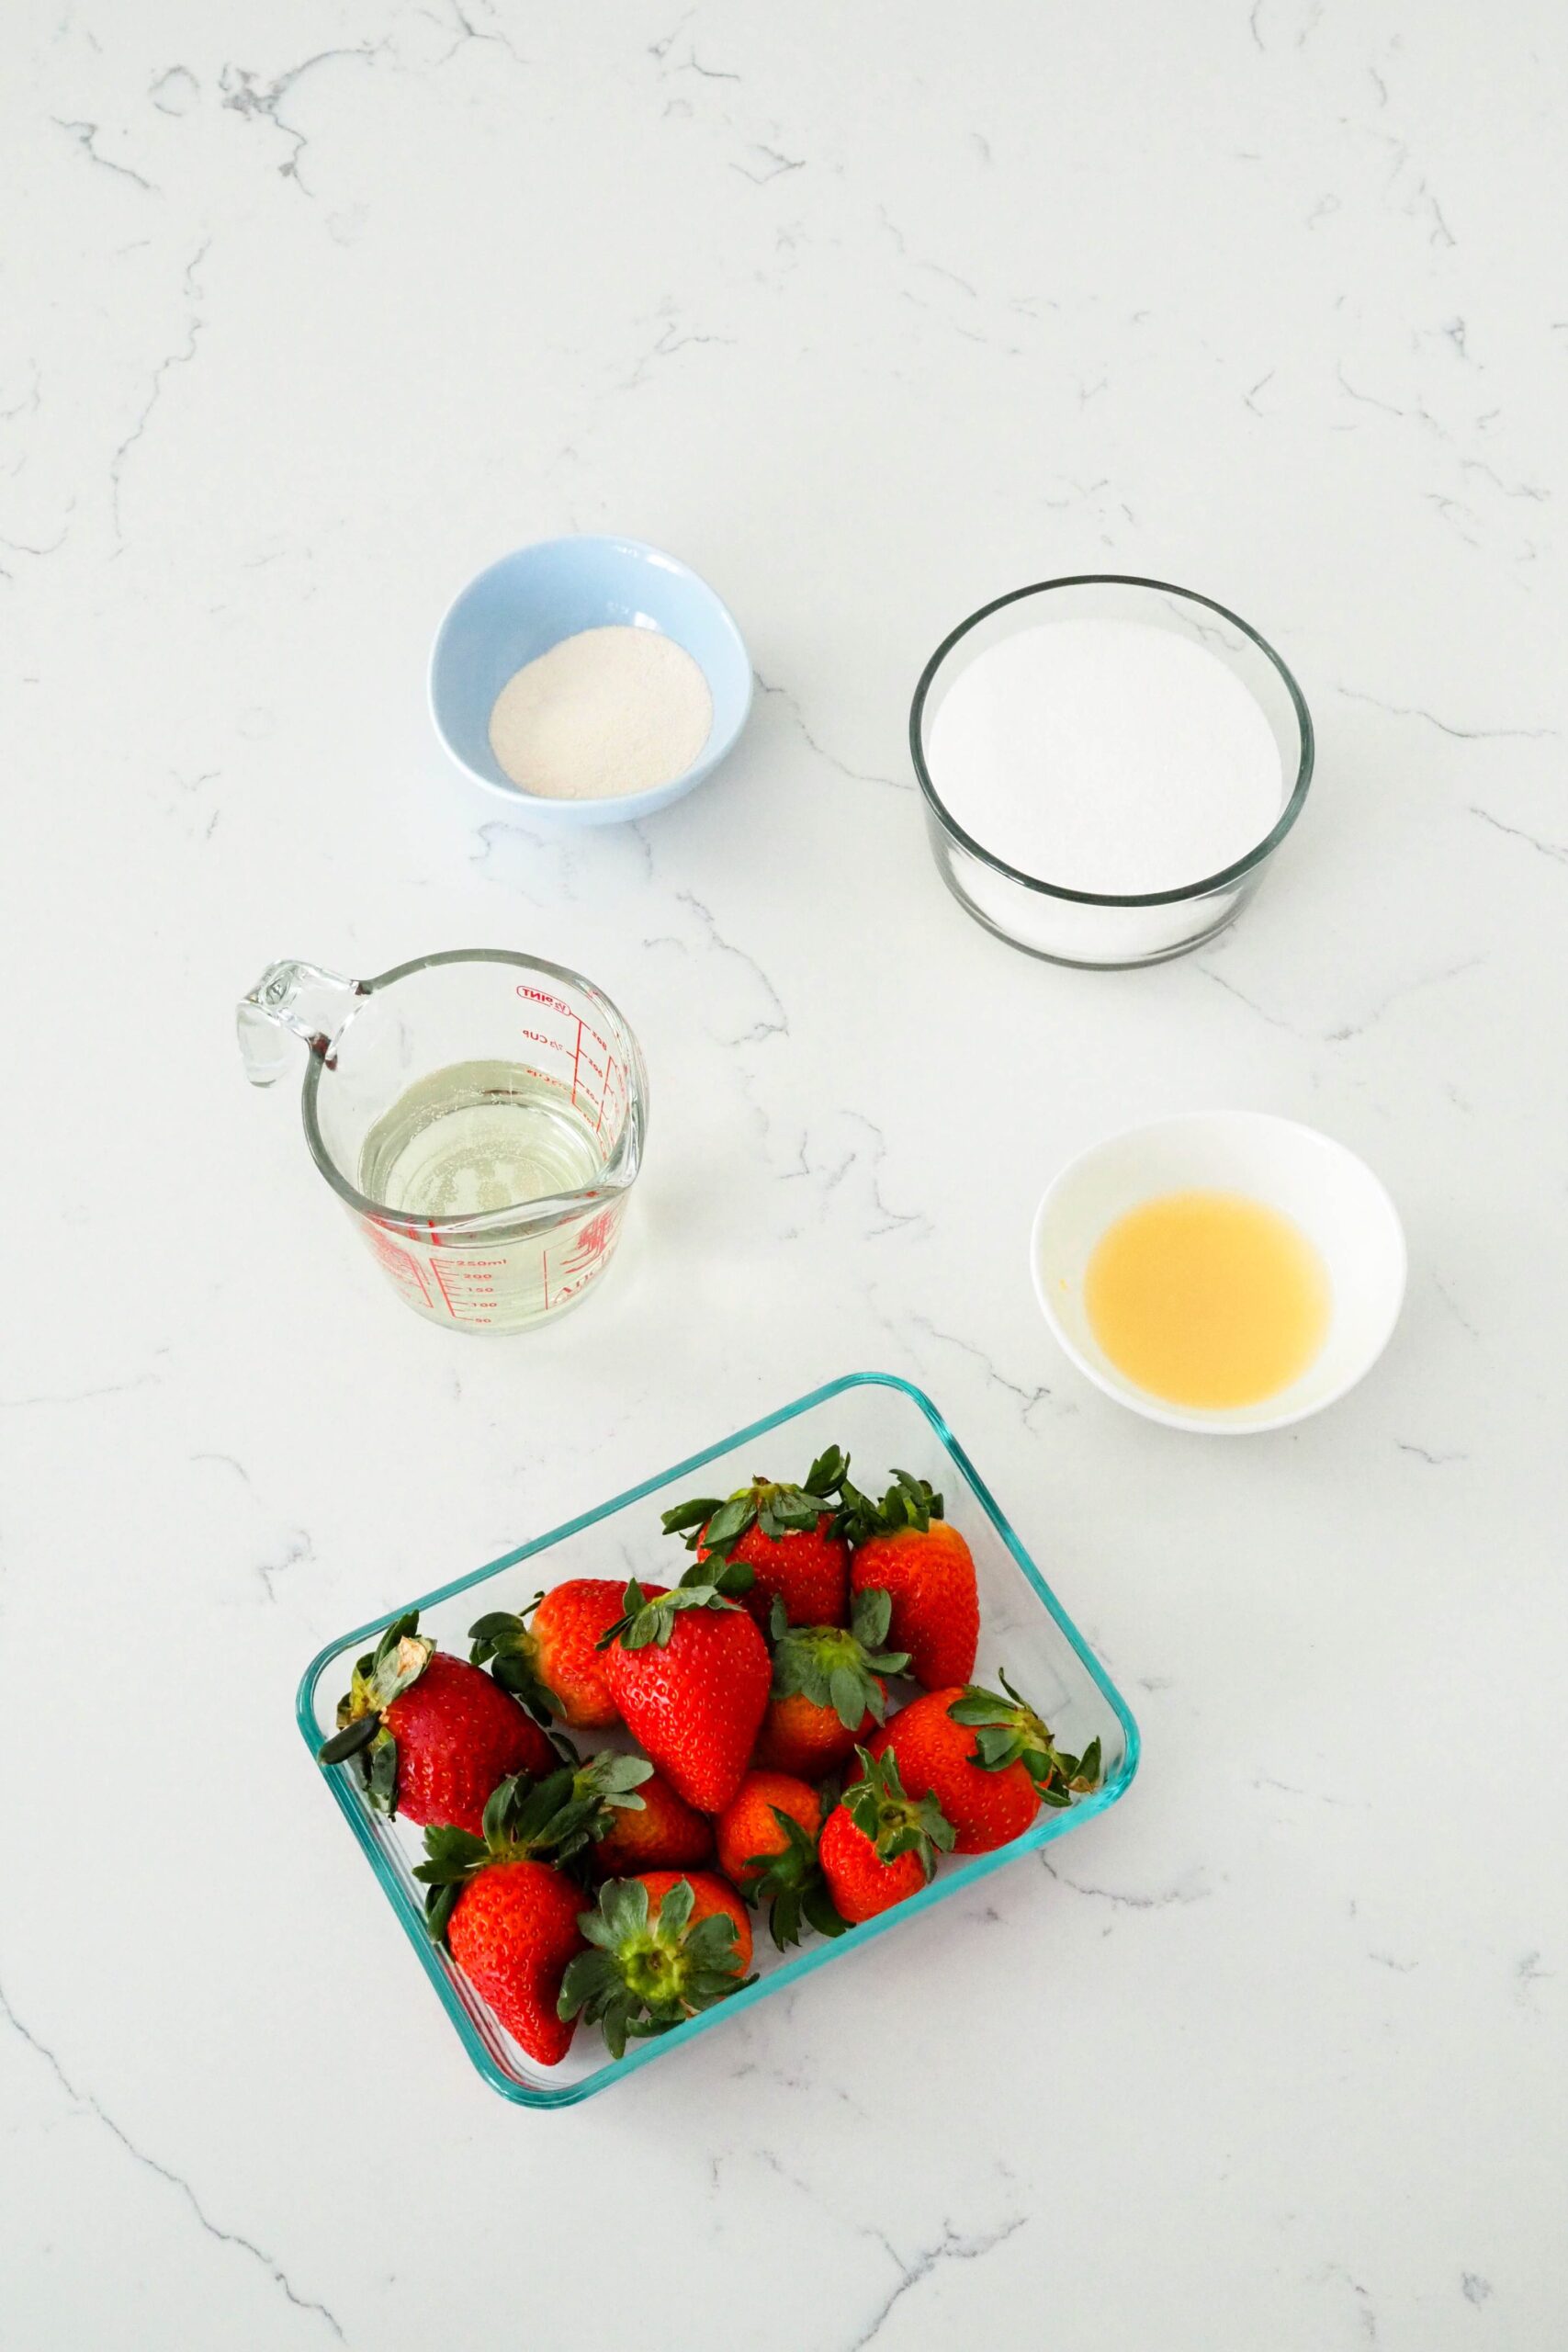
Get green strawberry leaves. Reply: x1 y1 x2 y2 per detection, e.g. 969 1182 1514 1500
840 1468 945 1544
414 1754 655 1944
840 1746 955 1881
768 1585 910 1728
558 1876 756 2059
947 1669 1103 1804
596 1560 754 1653
660 1447 852 1566
467 1598 560 1724
318 1611 434 1766
742 1807 848 1951
365 1736 399 1815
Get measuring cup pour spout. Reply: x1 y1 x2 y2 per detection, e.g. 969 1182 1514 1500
237 960 367 1086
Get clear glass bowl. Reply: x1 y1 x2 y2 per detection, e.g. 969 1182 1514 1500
296 1373 1141 2107
910 575 1314 968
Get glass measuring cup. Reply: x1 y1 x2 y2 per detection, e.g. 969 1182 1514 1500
238 950 648 1332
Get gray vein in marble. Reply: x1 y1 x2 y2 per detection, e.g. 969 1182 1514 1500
1 1370 161 1408
1515 1951 1552 2005
1317 2264 1379 2343
646 12 692 62
1396 1442 1466 1466
848 2216 1025 2351
150 66 200 116
0 1978 344 2341
905 1313 1057 1423
784 1115 929 1242
1468 808 1568 865
1432 1274 1479 1340
1243 368 1275 414
53 118 156 193
731 143 805 184
876 205 979 299
1255 1774 1365 1811
659 888 788 1043
433 0 527 68
614 313 737 395
219 46 384 193
1324 956 1483 1045
1043 1857 1212 1908
1462 2274 1493 2304
1337 685 1559 741
191 1452 314 1600
753 672 910 793
0 363 40 421
1369 1951 1418 1973
0 519 71 557
107 241 209 545
1462 456 1547 503
1194 961 1305 1036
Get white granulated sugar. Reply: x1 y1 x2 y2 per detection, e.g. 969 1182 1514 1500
926 617 1284 894
488 624 713 800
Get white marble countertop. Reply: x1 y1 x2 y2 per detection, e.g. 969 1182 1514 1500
6 4 1563 2345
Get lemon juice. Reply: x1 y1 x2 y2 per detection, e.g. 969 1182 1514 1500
1085 1189 1329 1409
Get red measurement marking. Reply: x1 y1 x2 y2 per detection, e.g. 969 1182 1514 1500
563 1207 617 1270
429 1255 457 1317
570 1015 583 1108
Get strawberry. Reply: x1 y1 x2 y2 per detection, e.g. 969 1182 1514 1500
716 1770 843 1951
318 1611 555 1834
818 1746 954 1924
662 1445 851 1628
468 1578 626 1728
752 1587 909 1777
598 1568 771 1814
415 1758 647 2064
871 1675 1101 1853
558 1871 754 2058
592 1768 713 1875
846 1472 979 1690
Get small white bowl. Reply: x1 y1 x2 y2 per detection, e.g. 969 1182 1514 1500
1030 1112 1406 1433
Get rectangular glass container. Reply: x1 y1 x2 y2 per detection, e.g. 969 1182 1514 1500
296 1373 1141 2107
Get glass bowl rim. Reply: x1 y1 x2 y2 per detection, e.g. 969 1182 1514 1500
908 573 1314 910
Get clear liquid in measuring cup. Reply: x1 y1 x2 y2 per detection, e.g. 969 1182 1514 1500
359 1061 605 1217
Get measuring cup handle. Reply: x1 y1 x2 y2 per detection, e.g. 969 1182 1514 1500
237 959 366 1086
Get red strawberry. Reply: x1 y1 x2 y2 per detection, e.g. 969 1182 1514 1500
592 1768 713 1875
716 1771 843 1951
468 1580 626 1728
755 1687 876 1779
600 1571 770 1814
319 1612 554 1834
559 1870 753 2058
716 1770 822 1887
416 1759 645 2065
662 1445 851 1628
818 1746 954 1924
713 1512 848 1630
752 1586 909 1776
847 1472 978 1690
871 1676 1101 1852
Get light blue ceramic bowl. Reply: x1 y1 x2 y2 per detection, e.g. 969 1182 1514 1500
428 536 752 826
